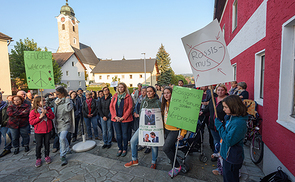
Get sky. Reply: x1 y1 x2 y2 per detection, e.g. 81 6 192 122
0 0 214 74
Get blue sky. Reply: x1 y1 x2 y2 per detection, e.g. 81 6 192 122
1 0 214 74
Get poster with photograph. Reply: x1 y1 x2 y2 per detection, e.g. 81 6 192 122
139 108 164 146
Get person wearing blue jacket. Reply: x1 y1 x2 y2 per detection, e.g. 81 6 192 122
215 95 247 182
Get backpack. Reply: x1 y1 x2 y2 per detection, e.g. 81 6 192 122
260 167 291 182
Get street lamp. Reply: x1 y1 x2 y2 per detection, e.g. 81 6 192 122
141 53 146 85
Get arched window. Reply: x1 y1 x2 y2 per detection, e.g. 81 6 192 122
62 24 65 30
73 26 75 32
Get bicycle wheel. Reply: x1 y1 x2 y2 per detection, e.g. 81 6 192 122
250 134 264 164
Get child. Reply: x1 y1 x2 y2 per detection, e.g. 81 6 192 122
29 96 55 167
215 95 247 182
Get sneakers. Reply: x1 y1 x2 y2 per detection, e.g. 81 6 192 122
25 146 30 152
137 146 145 151
107 144 111 149
45 156 52 164
121 151 127 157
61 156 68 166
168 166 182 177
150 163 157 169
116 150 122 157
35 158 42 167
14 148 19 155
144 147 151 154
0 149 11 158
124 160 139 168
52 148 58 153
102 144 108 149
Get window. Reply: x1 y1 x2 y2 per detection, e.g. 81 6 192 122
72 62 74 66
78 72 81 77
277 18 295 133
67 81 70 87
73 26 75 32
254 50 265 106
107 75 110 79
66 71 69 76
92 73 95 77
73 38 76 44
130 84 133 87
232 0 238 31
130 75 132 79
99 75 102 80
140 74 143 78
62 24 65 30
122 75 125 79
232 63 237 81
79 81 81 86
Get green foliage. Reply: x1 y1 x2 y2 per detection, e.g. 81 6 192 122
171 74 188 85
9 38 63 86
158 68 172 86
112 76 121 82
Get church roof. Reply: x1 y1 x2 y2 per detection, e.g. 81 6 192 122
91 58 158 74
69 43 100 66
60 1 75 17
0 32 12 40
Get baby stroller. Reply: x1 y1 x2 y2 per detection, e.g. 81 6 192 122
176 117 208 173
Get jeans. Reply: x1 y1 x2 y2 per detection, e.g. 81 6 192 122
53 132 71 149
113 121 129 151
59 131 70 157
35 133 50 159
131 129 158 164
84 116 99 138
100 117 113 145
0 127 12 150
163 130 180 168
72 115 80 138
223 159 243 182
96 115 102 132
210 129 221 153
10 125 30 148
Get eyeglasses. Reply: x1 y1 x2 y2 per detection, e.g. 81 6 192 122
14 100 21 102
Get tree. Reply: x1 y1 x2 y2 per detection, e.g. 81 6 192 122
156 44 172 85
171 74 188 85
9 38 63 87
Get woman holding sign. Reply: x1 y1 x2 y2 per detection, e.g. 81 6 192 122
161 87 187 177
124 86 161 169
110 83 133 157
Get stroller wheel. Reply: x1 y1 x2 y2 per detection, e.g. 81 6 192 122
181 164 189 173
199 154 208 163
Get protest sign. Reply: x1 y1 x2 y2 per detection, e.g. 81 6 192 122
139 108 164 146
166 86 202 132
24 51 55 89
182 19 234 87
110 81 118 87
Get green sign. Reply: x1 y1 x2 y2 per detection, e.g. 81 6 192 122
24 51 55 89
166 86 203 132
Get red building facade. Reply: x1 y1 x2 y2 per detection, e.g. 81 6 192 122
214 0 295 180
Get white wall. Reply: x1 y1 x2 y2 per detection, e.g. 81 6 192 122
94 73 151 87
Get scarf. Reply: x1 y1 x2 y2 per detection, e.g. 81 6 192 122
117 93 126 106
37 106 47 122
86 98 92 115
0 101 7 110
54 98 64 105
236 89 245 96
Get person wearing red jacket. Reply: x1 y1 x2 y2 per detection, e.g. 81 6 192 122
110 82 133 157
29 96 54 167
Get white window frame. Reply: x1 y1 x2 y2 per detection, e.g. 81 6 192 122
122 75 125 79
79 81 81 86
73 37 76 44
67 81 70 88
66 71 69 76
78 72 81 77
232 0 238 32
99 75 102 80
277 15 295 134
232 63 237 81
254 50 265 106
72 62 74 66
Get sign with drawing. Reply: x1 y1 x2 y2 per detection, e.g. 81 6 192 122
181 19 234 87
138 108 164 146
24 51 55 89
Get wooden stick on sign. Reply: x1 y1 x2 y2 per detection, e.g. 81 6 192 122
210 85 218 119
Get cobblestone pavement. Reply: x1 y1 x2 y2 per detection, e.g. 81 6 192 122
0 128 265 182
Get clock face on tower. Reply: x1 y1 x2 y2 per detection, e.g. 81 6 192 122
61 17 65 22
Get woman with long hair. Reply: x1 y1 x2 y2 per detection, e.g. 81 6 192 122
124 86 161 169
215 95 247 182
82 91 99 140
52 86 74 166
110 83 133 157
7 95 31 154
29 96 55 167
161 86 187 177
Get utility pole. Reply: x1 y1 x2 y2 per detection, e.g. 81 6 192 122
141 53 146 85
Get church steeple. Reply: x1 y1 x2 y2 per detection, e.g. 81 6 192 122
56 0 80 53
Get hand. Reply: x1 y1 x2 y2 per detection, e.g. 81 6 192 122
41 108 47 114
199 111 203 115
134 113 139 118
120 117 124 121
39 113 45 119
103 117 107 121
115 116 120 122
87 114 92 117
177 135 184 141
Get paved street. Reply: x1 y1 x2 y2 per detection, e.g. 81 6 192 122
0 128 265 182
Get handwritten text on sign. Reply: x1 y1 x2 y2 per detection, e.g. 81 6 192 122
24 51 55 89
182 19 233 87
166 86 203 132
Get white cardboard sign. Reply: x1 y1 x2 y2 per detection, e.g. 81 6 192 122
181 19 234 87
110 81 118 87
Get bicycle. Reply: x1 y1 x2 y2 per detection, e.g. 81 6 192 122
243 99 264 164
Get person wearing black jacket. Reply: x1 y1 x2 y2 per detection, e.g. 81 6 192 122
200 84 227 161
98 87 113 148
70 91 82 142
82 91 99 140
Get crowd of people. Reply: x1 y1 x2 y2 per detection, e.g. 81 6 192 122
0 80 249 181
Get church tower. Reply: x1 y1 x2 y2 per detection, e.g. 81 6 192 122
56 0 79 53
